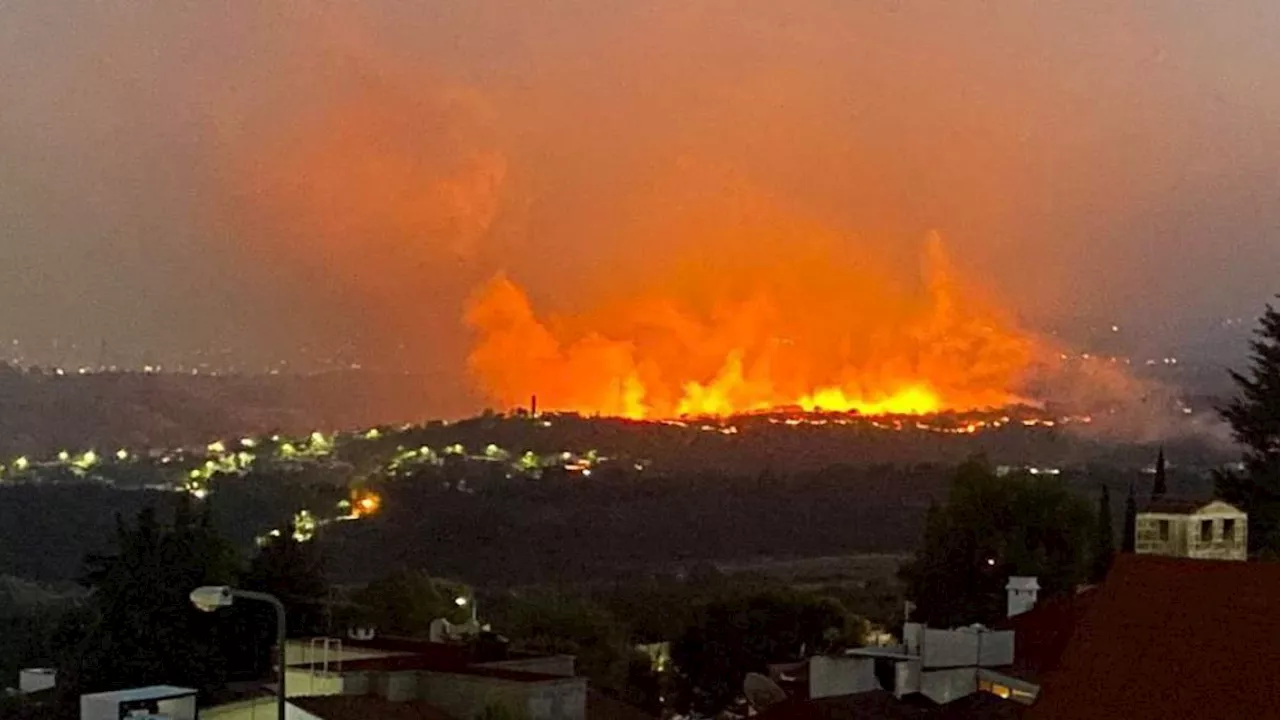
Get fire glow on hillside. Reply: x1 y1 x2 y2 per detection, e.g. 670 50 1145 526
467 232 1036 419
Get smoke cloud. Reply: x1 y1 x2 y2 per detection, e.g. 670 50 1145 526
3 2 1279 416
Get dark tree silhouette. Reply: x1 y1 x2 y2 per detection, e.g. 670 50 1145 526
1091 485 1114 582
1217 300 1280 553
1151 449 1167 501
1122 483 1137 553
61 498 241 700
238 524 330 678
899 459 1094 628
671 589 860 716
241 524 330 635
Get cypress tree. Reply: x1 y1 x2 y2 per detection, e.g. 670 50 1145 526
1091 484 1115 581
1122 483 1137 553
1151 448 1167 501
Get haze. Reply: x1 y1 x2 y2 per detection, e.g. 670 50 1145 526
2 1 1278 414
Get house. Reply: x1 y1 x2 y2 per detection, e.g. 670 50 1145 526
202 635 650 720
1135 498 1246 561
1028 553 1280 719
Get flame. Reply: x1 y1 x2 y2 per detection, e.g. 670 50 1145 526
467 227 1035 419
352 490 382 518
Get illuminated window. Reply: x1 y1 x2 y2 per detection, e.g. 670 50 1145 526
1159 520 1170 541
1224 519 1236 541
1200 520 1213 542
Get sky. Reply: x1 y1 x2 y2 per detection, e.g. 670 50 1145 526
1 1 1278 410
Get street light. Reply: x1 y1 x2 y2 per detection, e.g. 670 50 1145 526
455 595 477 625
190 587 287 720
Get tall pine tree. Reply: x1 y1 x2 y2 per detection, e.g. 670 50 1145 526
1217 299 1280 554
1122 483 1137 553
1151 448 1168 501
1091 485 1114 581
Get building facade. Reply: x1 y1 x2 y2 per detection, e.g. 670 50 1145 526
1135 499 1247 561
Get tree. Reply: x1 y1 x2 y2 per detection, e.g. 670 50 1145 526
1091 485 1114 582
241 524 330 635
1151 449 1167 501
899 459 1095 628
351 570 469 637
1217 299 1280 553
1122 483 1137 553
670 588 862 716
238 524 330 677
488 591 632 695
61 498 241 699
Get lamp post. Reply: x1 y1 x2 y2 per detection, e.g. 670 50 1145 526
455 595 477 626
191 587 287 720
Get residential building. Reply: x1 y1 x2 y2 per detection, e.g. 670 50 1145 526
202 635 647 720
1135 498 1247 560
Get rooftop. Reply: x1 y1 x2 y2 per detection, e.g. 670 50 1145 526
1029 553 1280 719
289 652 570 683
1140 497 1238 515
756 689 1024 719
290 695 455 720
992 586 1098 683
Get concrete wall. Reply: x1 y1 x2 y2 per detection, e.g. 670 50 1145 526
919 668 977 705
527 681 586 720
921 629 1013 669
201 697 278 720
417 672 587 720
417 672 530 720
284 669 345 698
808 656 878 700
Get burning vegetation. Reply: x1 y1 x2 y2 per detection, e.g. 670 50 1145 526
467 231 1035 420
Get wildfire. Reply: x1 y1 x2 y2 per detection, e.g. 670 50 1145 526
467 229 1035 419
352 490 382 518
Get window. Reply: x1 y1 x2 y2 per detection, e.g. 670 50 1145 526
1159 520 1170 541
1201 520 1213 542
1224 518 1236 541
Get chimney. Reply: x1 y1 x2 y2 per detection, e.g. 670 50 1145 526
1005 576 1040 618
531 394 538 417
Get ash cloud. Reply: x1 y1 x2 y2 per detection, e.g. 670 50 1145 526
2 2 1279 416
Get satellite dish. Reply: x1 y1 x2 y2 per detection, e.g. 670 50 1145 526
744 672 788 710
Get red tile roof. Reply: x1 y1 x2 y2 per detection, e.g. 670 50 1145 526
290 695 456 720
1028 554 1280 720
993 587 1098 682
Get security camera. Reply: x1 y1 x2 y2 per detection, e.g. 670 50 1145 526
189 586 234 612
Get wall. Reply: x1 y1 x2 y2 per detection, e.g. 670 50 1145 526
417 672 531 719
808 656 878 700
1136 515 1189 557
1186 512 1248 561
921 629 1013 669
919 668 978 705
201 697 278 720
284 668 345 697
417 672 587 720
